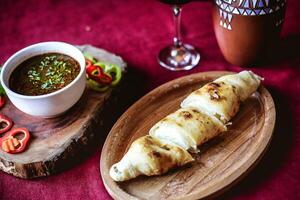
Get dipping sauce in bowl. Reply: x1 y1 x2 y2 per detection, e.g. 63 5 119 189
9 53 80 96
1 41 86 117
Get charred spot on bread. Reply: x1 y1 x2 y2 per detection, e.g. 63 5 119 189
161 145 170 151
152 151 161 158
191 109 200 114
179 110 193 120
208 82 221 88
208 89 227 101
143 136 156 146
210 90 220 100
205 83 226 101
113 166 121 174
175 121 184 127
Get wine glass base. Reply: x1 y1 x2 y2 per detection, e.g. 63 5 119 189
158 44 200 71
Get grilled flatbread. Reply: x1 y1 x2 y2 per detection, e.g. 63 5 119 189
149 108 227 153
110 135 193 182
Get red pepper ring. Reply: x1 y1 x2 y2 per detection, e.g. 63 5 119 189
0 95 5 109
86 65 112 85
0 128 30 154
85 59 93 69
0 114 13 134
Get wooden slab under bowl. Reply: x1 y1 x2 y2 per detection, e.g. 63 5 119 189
0 45 126 179
100 71 276 200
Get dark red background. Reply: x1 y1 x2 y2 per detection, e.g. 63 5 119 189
0 0 300 199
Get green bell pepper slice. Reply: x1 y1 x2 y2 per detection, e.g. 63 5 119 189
86 78 110 92
83 52 97 64
0 68 5 96
94 62 122 86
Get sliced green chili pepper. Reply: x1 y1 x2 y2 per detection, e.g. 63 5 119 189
0 68 6 109
0 68 5 96
83 52 97 64
86 79 110 92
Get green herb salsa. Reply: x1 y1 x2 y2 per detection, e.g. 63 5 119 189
9 53 80 96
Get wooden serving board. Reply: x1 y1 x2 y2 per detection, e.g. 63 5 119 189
0 45 126 179
100 71 276 200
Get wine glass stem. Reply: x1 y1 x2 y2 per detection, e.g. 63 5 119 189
172 5 183 48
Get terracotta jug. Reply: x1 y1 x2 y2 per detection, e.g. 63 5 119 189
212 0 286 66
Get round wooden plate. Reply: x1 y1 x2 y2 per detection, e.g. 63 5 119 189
0 45 126 178
100 71 276 200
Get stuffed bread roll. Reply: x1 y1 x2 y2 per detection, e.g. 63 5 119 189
110 70 263 182
181 71 262 123
215 71 262 101
110 135 193 182
181 81 240 123
149 108 227 153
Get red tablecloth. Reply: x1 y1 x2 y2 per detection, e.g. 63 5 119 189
1 0 300 199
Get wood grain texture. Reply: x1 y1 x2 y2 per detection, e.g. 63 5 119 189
0 45 126 179
100 71 276 200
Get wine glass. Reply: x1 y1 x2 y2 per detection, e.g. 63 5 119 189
158 0 200 71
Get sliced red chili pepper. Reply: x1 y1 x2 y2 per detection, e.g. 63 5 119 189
86 65 112 85
86 64 97 74
0 128 30 154
0 95 5 109
94 62 122 86
85 59 93 69
0 114 13 134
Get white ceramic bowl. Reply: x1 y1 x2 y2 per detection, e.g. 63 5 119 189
0 42 86 118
